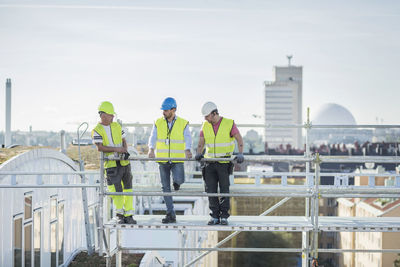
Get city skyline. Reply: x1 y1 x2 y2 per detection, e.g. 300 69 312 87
0 0 399 132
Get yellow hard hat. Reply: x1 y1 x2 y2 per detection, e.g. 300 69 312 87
98 101 115 115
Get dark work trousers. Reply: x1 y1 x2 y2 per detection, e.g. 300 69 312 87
106 162 133 191
203 162 230 219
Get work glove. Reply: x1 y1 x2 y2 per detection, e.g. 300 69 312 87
123 152 130 160
195 153 204 161
234 153 244 164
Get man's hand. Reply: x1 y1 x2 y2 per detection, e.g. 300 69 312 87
185 150 192 159
148 148 155 158
234 153 244 164
123 152 130 160
117 147 127 153
195 153 203 161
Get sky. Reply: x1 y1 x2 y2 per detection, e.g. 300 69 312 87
0 0 399 132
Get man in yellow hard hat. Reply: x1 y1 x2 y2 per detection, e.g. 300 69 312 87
148 97 192 223
195 101 244 225
92 101 136 224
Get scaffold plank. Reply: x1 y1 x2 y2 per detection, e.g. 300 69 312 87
319 216 400 232
103 215 400 232
104 215 313 232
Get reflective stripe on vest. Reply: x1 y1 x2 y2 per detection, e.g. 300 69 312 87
92 122 129 169
202 118 235 163
155 116 188 163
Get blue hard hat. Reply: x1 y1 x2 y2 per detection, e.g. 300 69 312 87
161 97 177 110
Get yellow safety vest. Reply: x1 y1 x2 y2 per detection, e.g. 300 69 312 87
92 122 129 169
202 118 235 163
155 116 188 163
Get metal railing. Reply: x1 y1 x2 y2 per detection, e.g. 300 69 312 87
2 111 400 266
96 152 400 267
1 152 399 267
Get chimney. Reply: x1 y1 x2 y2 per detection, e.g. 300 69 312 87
60 130 67 154
5 79 12 147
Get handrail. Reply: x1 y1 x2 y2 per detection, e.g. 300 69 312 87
122 122 400 129
103 154 400 163
1 170 398 177
0 171 98 175
104 155 314 162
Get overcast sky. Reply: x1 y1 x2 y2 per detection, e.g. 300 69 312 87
0 0 399 132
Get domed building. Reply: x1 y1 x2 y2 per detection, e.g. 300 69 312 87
312 103 357 125
309 103 371 144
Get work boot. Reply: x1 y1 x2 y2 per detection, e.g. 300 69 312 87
124 215 137 224
207 217 220 225
220 218 228 225
116 214 125 224
162 213 176 224
173 182 180 191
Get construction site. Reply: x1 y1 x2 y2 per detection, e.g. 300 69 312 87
1 2 400 265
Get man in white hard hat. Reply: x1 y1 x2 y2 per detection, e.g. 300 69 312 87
148 97 192 223
195 101 244 225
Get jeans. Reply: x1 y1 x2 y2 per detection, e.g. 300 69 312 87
203 162 230 219
158 162 185 215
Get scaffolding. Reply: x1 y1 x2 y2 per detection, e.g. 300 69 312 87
93 115 400 266
2 118 400 267
97 152 400 267
2 153 400 266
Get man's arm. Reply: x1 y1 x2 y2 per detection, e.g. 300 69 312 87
233 133 244 153
122 138 128 150
196 136 205 155
92 128 127 153
184 124 192 158
195 136 205 161
148 123 157 158
95 143 126 153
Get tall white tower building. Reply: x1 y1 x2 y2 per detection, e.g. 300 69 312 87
264 56 303 148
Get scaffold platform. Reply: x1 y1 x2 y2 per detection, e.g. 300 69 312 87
103 215 400 232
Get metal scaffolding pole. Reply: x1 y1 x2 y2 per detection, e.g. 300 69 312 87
320 156 400 163
0 184 99 188
99 152 105 256
123 122 400 130
311 153 321 263
118 247 400 253
116 229 122 267
105 191 311 198
121 247 304 253
105 155 314 163
303 107 311 267
77 122 94 256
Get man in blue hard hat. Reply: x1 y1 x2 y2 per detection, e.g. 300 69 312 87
148 97 192 223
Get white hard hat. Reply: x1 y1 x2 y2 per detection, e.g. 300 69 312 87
201 101 218 116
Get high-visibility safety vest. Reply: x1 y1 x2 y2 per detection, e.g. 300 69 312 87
92 122 130 169
202 117 235 163
155 116 188 163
